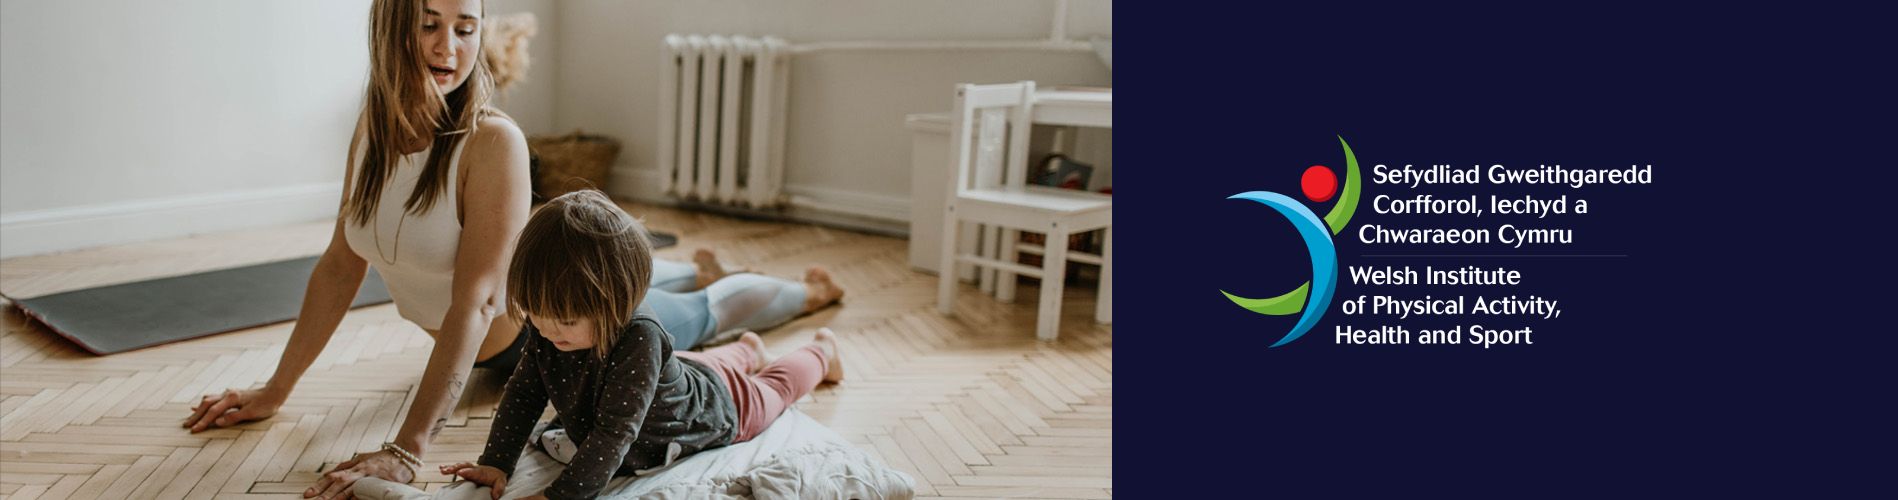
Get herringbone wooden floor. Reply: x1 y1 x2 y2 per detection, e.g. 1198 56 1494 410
0 202 1112 499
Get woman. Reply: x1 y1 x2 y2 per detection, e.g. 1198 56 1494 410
181 1 527 497
180 2 841 498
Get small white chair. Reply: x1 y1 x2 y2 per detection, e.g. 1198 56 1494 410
936 81 1113 341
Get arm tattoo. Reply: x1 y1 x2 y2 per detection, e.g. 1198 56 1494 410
429 374 467 438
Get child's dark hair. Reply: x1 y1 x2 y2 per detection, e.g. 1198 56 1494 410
506 190 654 357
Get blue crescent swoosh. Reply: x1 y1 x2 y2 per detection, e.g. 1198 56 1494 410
1229 191 1337 348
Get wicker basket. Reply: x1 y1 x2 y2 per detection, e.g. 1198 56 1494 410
527 131 620 201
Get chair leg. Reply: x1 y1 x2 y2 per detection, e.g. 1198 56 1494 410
1037 225 1070 341
979 225 1000 295
937 209 961 315
1095 225 1112 324
949 222 979 281
996 228 1019 303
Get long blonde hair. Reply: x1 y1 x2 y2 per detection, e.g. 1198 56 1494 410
346 0 497 227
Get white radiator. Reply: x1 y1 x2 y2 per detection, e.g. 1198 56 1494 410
658 34 791 208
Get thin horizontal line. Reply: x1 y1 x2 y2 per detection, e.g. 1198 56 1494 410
791 39 1094 53
1359 254 1629 258
0 182 342 226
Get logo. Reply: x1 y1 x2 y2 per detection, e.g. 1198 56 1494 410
1222 136 1362 347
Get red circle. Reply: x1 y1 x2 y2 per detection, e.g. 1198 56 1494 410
1301 165 1337 202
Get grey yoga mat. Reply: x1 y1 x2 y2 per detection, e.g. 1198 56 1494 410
6 231 679 355
6 257 394 355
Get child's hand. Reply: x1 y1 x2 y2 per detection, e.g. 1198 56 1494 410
439 462 508 499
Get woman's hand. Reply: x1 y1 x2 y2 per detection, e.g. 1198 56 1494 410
306 449 415 500
440 462 509 500
183 388 284 433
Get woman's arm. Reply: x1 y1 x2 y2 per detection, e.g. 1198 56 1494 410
307 117 530 499
186 123 370 433
312 117 530 497
263 224 370 395
393 116 531 456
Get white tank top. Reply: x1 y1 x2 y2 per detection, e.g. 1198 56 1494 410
342 138 469 330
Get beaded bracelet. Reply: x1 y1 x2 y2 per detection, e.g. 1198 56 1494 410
379 442 424 481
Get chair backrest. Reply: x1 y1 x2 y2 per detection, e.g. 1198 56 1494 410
948 81 1036 198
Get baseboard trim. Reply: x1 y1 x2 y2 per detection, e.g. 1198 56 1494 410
608 164 674 205
609 165 912 236
782 184 910 223
0 183 341 258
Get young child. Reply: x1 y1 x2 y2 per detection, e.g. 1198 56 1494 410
441 190 843 500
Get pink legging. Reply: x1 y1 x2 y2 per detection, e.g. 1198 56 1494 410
676 341 829 443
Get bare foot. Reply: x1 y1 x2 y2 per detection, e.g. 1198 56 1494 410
737 331 769 372
692 249 730 290
801 266 845 312
813 328 845 383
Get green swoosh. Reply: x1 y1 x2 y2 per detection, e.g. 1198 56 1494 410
1221 282 1308 315
1323 136 1361 235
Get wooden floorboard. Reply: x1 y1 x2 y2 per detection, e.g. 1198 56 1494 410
0 201 1112 499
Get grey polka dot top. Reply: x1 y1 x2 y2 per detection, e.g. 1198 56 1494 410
477 311 737 500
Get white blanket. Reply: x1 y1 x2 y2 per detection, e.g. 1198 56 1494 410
354 409 914 500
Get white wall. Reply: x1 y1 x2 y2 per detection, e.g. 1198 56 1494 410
0 0 565 258
0 0 1107 257
552 0 1112 228
0 0 373 257
486 0 558 135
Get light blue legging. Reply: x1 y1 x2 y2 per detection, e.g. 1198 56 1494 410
646 258 809 350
